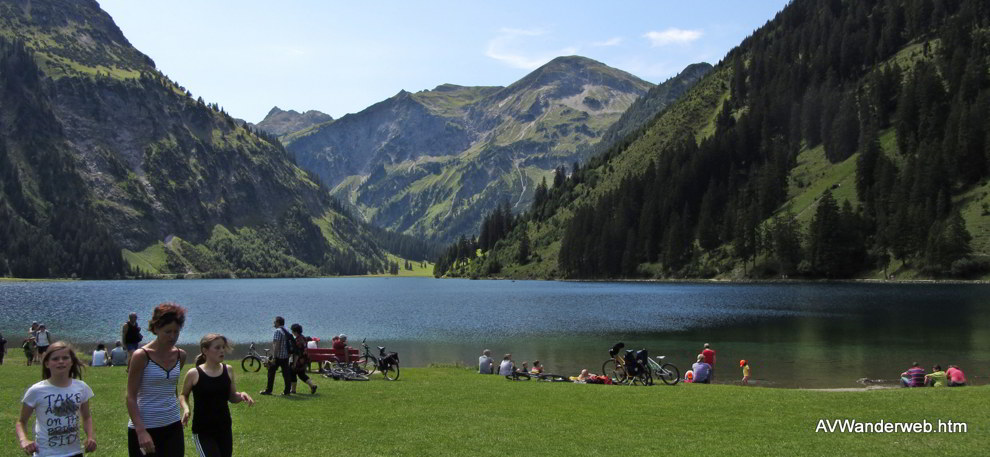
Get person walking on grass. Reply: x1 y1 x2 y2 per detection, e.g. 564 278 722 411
15 341 97 456
179 334 254 457
22 337 36 366
288 324 318 394
121 312 143 368
35 324 52 358
260 316 293 396
127 303 187 457
0 332 7 365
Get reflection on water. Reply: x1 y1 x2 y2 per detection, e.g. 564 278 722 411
1 278 988 388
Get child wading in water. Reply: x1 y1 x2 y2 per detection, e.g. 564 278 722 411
15 341 97 456
180 334 254 457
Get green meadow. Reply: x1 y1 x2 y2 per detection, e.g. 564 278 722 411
1 353 986 456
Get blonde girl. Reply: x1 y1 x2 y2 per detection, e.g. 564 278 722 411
179 334 253 457
15 341 97 456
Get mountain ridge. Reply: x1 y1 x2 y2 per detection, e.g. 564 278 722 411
284 56 708 243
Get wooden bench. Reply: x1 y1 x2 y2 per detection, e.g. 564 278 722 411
305 347 360 372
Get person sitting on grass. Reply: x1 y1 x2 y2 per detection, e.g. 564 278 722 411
925 365 947 388
478 349 494 374
530 360 544 375
92 343 109 367
110 341 129 367
498 354 514 376
519 361 529 373
946 365 966 387
900 362 926 387
692 354 712 384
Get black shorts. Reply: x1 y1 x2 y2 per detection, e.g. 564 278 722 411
128 422 184 457
193 429 233 457
37 345 49 354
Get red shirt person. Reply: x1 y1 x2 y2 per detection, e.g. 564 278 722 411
701 343 716 381
946 365 966 387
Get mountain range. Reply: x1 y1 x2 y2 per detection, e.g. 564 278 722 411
279 57 710 243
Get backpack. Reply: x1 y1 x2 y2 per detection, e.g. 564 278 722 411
280 328 298 355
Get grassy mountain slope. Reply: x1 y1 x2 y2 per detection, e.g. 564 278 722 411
286 57 710 244
442 0 990 280
0 0 393 278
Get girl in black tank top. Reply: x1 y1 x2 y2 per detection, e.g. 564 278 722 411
179 334 254 457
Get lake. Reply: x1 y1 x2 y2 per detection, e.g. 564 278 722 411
2 278 987 388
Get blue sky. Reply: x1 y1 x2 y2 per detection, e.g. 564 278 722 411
98 1 791 123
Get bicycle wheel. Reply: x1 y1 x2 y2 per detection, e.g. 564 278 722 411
602 359 627 383
382 363 400 381
658 363 680 385
241 356 261 372
361 355 378 374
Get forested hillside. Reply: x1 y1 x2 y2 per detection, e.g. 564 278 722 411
437 0 990 280
0 0 417 278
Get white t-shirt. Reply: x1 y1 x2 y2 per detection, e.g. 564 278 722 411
498 360 514 376
21 379 94 457
91 350 107 367
36 331 51 347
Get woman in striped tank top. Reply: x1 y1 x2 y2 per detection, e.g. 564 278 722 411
126 303 187 457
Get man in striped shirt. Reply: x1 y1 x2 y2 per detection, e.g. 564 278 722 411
900 362 926 387
260 316 293 396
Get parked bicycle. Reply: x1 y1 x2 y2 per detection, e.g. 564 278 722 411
322 361 369 381
601 342 653 385
241 343 271 372
647 356 680 385
358 338 400 380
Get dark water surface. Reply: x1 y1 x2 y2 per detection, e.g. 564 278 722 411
2 278 988 388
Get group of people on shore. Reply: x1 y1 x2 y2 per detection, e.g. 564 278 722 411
14 303 255 457
477 343 751 385
900 362 967 387
478 350 545 377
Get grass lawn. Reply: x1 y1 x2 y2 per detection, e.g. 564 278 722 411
1 353 986 456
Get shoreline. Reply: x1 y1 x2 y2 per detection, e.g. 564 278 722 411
3 275 990 284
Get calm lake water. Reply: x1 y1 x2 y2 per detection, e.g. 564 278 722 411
2 278 988 388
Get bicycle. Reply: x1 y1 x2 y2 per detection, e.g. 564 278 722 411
647 356 680 385
601 342 652 386
358 338 400 380
241 343 271 372
321 360 369 381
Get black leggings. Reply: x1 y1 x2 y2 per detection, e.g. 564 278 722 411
128 421 183 457
194 429 233 457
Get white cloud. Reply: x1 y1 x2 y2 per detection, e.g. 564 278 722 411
592 37 623 47
643 28 703 47
485 28 579 70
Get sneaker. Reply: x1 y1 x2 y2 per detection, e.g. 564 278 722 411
259 390 272 396
310 384 318 394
